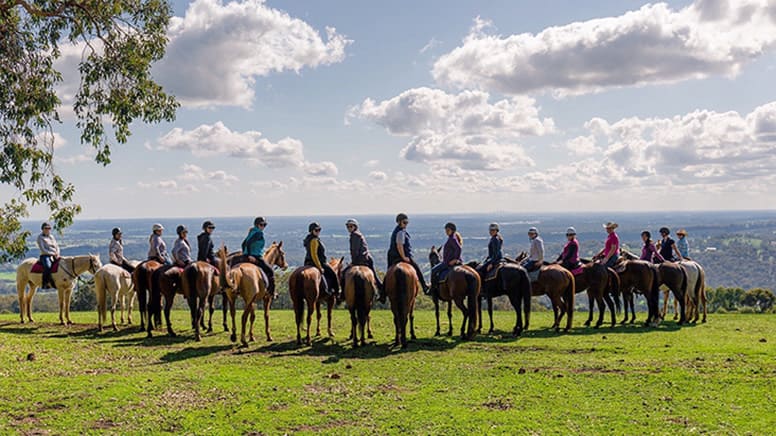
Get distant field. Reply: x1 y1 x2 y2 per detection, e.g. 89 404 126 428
0 310 773 434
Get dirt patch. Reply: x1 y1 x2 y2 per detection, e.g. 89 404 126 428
155 388 207 410
90 418 118 430
482 398 512 411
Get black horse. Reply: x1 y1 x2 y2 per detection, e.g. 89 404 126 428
468 261 532 336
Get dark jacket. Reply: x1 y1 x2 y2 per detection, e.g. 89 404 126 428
484 234 503 267
349 230 372 265
304 234 327 269
197 232 215 263
442 234 462 266
659 237 676 261
387 225 412 266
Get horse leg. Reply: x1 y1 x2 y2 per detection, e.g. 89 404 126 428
454 297 468 339
128 292 135 325
446 300 453 337
264 298 273 342
305 300 314 345
672 291 679 320
603 291 616 327
350 308 358 347
551 297 560 330
367 314 374 339
595 293 605 329
676 288 687 325
661 289 669 319
206 294 215 333
488 297 495 334
221 293 229 332
96 287 105 331
628 290 637 324
228 296 237 343
109 291 118 331
433 297 441 336
584 291 594 327
64 286 74 325
327 301 334 338
198 294 207 340
409 307 417 341
511 292 522 337
58 287 66 325
248 306 256 342
393 310 401 346
165 294 176 337
187 292 199 340
240 304 250 346
315 301 322 337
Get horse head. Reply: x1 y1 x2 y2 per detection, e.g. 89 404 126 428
88 254 103 274
268 241 288 270
428 246 440 267
328 256 345 288
218 244 234 289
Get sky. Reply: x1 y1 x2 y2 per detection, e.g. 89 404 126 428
15 0 776 219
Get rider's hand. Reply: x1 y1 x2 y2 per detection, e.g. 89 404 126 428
486 264 492 272
402 257 410 263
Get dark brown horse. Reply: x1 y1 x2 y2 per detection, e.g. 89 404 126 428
514 253 575 332
614 257 661 326
428 247 481 340
181 261 219 341
131 260 162 331
575 262 618 328
148 264 186 338
340 261 377 348
621 251 687 325
383 262 419 348
467 261 531 336
288 258 342 346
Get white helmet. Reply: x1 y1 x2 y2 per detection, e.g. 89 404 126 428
345 218 359 228
489 223 500 231
152 223 164 232
528 226 539 234
566 227 577 235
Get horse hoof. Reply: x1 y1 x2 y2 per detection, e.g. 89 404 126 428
169 332 177 337
195 336 202 342
367 333 374 339
146 332 153 339
266 336 273 342
434 331 441 337
112 326 118 332
249 336 255 342
223 325 229 332
241 340 249 347
206 328 213 334
401 342 408 349
488 329 494 335
230 334 237 343
352 342 359 348
446 331 453 337
583 321 591 327
411 334 417 340
296 339 302 346
702 319 707 324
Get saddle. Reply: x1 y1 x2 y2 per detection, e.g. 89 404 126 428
484 262 505 282
31 258 59 274
571 266 585 276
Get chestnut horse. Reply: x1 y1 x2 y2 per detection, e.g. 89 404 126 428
428 247 481 340
383 262 419 348
288 258 342 346
467 261 531 336
181 261 220 341
514 253 576 333
339 260 377 348
132 259 162 331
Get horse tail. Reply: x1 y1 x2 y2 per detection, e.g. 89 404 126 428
465 270 479 335
354 272 368 328
186 264 199 301
607 267 621 313
150 268 163 317
395 267 407 325
563 271 575 318
292 271 305 321
649 266 661 317
521 268 532 330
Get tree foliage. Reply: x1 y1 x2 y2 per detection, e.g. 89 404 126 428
0 0 178 262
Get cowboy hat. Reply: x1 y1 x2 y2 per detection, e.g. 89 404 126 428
677 229 688 236
603 222 618 230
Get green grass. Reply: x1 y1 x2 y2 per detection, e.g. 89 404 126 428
0 310 773 435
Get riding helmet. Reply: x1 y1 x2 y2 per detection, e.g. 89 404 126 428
152 223 164 232
528 226 539 234
254 217 267 226
202 220 215 230
345 218 359 228
112 227 122 236
396 213 408 223
659 227 670 235
176 225 188 235
489 223 500 231
308 222 322 233
41 222 52 230
566 227 576 235
445 222 457 232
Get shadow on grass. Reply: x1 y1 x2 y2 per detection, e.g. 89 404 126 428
159 344 234 363
45 324 143 339
0 322 41 335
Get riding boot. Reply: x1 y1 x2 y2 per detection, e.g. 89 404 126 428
409 258 429 294
268 275 277 299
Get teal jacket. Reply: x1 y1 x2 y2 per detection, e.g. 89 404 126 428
241 227 266 257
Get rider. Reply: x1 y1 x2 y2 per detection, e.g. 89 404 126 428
109 227 134 273
431 222 463 295
522 227 544 271
37 222 59 289
344 219 384 302
676 229 690 260
387 213 430 294
172 225 193 268
241 217 276 298
594 222 620 268
556 227 581 271
656 227 682 262
303 222 339 297
147 223 170 264
640 231 664 263
479 223 504 275
197 220 217 267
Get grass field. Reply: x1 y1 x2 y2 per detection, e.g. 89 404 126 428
0 309 773 435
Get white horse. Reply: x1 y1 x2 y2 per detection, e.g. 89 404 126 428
679 260 706 323
16 254 102 324
94 262 138 331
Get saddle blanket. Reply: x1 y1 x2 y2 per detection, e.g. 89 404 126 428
30 259 59 274
571 266 585 276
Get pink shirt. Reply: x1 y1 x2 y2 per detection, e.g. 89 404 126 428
605 232 620 258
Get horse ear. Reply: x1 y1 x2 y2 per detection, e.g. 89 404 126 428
431 245 436 251
339 256 344 264
278 241 283 248
272 241 276 245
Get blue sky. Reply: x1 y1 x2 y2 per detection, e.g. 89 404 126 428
13 0 776 219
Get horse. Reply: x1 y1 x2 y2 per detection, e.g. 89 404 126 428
147 264 187 338
132 260 163 331
621 251 687 325
513 253 575 333
428 247 481 340
16 254 102 325
339 260 377 348
613 257 661 326
181 261 220 341
383 262 419 348
679 260 707 323
575 262 618 328
94 262 138 331
467 261 531 336
288 258 342 346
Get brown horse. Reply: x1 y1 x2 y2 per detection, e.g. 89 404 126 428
614 257 661 326
288 258 342 346
467 261 532 336
148 264 185 338
621 251 687 325
132 259 162 331
339 260 377 348
575 262 618 328
514 253 576 332
181 261 219 341
383 262 419 348
428 247 481 340
218 248 271 346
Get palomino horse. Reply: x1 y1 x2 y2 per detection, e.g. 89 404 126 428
339 259 377 348
288 258 342 346
383 262 419 348
428 247 481 340
467 261 531 336
94 262 138 331
16 254 102 324
621 251 687 325
613 257 661 326
513 253 576 333
181 261 220 341
132 260 163 331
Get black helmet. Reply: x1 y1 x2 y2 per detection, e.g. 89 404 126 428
41 222 52 230
659 227 670 235
445 222 457 232
112 227 122 236
396 213 408 223
308 222 322 233
642 230 652 239
254 217 267 226
176 225 188 235
202 220 215 230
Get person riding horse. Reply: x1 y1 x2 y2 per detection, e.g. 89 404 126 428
556 227 581 271
343 219 385 301
594 222 620 268
109 227 134 274
657 227 683 262
240 217 277 298
387 213 430 294
148 223 170 264
430 222 463 296
640 231 664 263
197 220 218 268
478 223 504 276
521 227 544 272
676 229 690 260
37 222 59 290
172 225 193 268
303 222 340 298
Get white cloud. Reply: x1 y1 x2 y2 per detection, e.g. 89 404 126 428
433 0 776 96
179 163 239 185
566 135 600 157
364 160 380 168
348 87 554 170
303 161 339 177
153 0 350 108
420 37 442 54
368 171 388 181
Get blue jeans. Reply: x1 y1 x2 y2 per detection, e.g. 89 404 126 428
605 256 618 268
40 255 54 288
522 260 539 271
